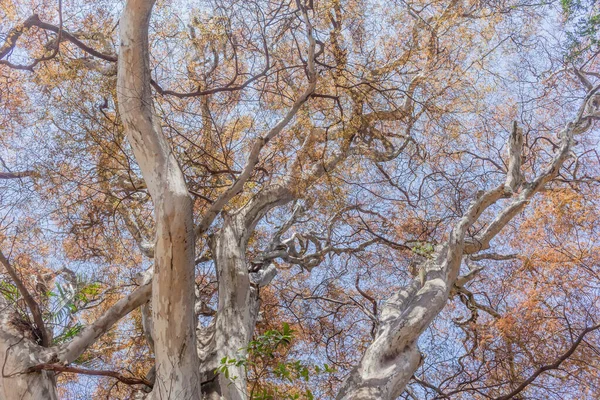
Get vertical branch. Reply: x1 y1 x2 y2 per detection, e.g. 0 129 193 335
505 121 523 193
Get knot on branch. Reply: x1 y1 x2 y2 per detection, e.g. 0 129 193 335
585 93 600 118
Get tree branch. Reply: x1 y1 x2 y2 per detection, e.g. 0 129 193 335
28 363 152 387
495 324 600 400
0 14 117 64
0 171 36 180
0 250 48 347
56 282 151 364
195 5 318 236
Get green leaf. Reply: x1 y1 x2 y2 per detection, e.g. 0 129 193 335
52 324 84 345
0 281 19 302
300 366 309 381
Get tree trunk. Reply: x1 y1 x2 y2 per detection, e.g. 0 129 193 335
0 340 57 400
336 247 456 400
117 0 200 398
204 215 260 400
0 299 58 399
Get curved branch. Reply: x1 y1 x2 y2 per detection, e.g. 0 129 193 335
495 324 600 400
0 14 116 71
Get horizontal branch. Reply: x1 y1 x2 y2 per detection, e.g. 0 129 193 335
28 363 152 387
150 69 269 98
1 15 271 99
0 171 36 180
469 252 517 262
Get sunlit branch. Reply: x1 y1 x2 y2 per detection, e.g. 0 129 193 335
56 282 151 364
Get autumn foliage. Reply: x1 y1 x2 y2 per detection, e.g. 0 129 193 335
1 0 600 399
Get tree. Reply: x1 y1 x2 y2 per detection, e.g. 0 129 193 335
1 0 600 399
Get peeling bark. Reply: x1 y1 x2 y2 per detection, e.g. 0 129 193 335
0 298 57 400
117 0 200 397
209 216 259 400
0 336 57 400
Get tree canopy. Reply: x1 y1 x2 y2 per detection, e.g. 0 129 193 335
1 0 600 399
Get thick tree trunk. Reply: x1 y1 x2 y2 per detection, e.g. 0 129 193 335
205 215 260 400
0 297 57 399
336 247 457 400
0 338 57 399
147 195 200 399
117 0 200 398
198 188 292 399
